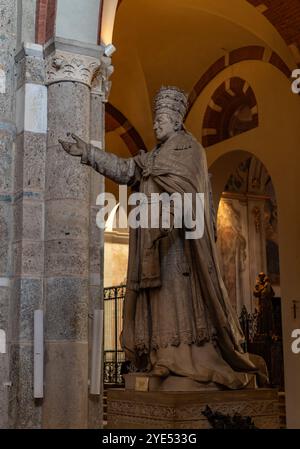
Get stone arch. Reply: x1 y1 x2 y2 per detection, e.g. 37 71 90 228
209 150 279 254
187 45 290 117
106 102 147 155
210 149 280 324
98 0 119 46
202 77 258 147
209 150 253 209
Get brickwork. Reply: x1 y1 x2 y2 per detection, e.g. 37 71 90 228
202 77 258 147
35 0 56 45
247 0 300 53
188 46 290 115
246 0 300 66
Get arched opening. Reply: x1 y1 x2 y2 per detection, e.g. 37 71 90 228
202 77 259 147
211 150 284 396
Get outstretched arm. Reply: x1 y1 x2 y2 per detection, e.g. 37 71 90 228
59 133 139 186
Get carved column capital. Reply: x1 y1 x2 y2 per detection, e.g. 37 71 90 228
45 50 114 100
46 50 98 87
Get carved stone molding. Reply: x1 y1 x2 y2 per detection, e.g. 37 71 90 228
15 44 45 88
46 50 98 86
107 389 280 429
91 55 114 101
108 398 278 421
46 50 113 98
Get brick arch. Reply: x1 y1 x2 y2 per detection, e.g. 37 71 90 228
35 0 57 44
202 77 258 147
246 0 300 65
106 103 147 155
187 45 290 116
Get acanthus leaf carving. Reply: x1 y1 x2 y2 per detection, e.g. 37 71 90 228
45 50 104 90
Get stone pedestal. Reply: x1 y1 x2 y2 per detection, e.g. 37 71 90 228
107 388 280 429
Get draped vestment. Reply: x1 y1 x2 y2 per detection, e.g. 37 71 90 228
84 130 260 389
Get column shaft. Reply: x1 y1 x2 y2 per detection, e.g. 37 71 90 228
43 80 91 428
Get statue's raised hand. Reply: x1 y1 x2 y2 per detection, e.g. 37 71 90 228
58 133 88 157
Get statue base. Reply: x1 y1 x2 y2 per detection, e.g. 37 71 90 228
107 387 279 429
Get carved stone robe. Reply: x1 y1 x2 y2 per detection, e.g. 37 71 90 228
83 130 259 389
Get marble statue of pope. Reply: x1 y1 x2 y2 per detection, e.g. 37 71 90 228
59 86 264 390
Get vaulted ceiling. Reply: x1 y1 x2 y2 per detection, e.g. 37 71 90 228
246 0 300 64
109 0 297 149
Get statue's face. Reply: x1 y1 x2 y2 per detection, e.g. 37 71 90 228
153 113 176 142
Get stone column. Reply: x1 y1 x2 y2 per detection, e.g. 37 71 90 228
42 39 110 428
9 42 47 429
87 71 106 428
87 56 113 427
0 0 17 429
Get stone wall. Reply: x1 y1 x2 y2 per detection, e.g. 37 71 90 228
0 0 18 429
0 0 110 428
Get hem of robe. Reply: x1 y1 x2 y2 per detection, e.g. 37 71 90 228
149 342 255 390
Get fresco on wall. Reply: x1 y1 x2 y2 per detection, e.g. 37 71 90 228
217 199 247 311
217 156 280 312
224 157 251 193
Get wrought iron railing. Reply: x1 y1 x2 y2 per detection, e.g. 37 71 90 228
239 306 259 351
103 285 126 385
103 350 125 385
239 302 284 389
